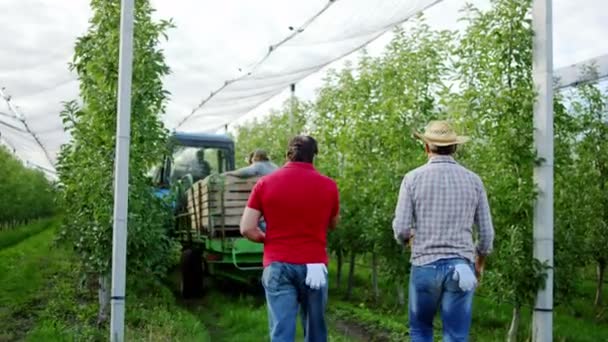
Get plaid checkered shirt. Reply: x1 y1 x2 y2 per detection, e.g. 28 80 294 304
392 155 494 266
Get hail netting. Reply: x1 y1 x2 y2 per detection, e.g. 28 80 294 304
0 0 443 174
174 0 444 132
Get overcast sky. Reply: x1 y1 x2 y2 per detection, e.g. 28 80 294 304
0 0 607 173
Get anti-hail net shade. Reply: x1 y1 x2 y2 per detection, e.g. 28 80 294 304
173 0 444 132
0 0 443 174
2 0 608 175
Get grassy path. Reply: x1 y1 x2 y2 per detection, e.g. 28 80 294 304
15 218 606 341
0 219 54 251
180 287 364 342
0 220 363 341
0 226 63 341
0 221 210 341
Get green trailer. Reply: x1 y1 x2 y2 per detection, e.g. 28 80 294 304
151 132 263 297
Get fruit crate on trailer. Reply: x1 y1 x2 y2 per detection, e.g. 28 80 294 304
187 175 260 238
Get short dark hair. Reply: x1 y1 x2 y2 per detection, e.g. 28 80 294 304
252 149 269 161
429 144 457 155
287 135 318 163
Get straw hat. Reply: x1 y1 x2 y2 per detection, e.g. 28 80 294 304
414 120 469 146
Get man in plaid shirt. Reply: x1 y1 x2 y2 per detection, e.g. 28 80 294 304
393 120 494 342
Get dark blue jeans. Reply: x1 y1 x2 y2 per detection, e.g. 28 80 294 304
262 262 328 342
409 258 475 342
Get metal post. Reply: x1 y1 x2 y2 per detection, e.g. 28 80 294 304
110 0 135 341
532 0 554 341
290 83 296 134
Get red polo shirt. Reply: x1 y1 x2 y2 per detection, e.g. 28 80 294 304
247 162 339 267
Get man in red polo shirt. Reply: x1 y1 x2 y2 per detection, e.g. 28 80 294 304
240 135 339 342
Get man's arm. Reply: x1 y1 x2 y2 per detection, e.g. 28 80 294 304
392 176 414 245
474 182 494 279
329 215 339 230
328 184 340 230
240 207 265 243
226 164 257 178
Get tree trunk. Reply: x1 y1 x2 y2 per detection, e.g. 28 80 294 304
397 284 406 307
97 274 111 325
371 252 380 303
507 305 521 342
595 261 606 308
346 252 356 300
336 249 343 289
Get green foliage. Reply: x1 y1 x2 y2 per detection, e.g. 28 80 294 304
572 82 608 267
0 146 55 226
312 18 456 283
56 0 175 278
232 98 308 168
452 0 542 308
231 0 608 334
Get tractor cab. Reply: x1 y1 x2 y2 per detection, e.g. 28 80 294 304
151 132 235 204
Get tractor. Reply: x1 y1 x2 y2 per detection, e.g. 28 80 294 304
150 132 264 297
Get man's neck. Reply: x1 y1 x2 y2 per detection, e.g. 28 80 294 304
427 154 454 160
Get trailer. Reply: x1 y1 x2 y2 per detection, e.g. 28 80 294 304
151 132 263 297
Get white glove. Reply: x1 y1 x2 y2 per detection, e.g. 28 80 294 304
452 264 477 292
305 263 328 290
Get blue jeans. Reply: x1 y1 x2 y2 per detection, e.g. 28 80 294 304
262 262 328 342
409 258 475 342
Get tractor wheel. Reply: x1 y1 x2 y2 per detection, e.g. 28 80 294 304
180 248 205 299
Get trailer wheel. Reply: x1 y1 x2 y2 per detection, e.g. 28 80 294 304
180 248 204 298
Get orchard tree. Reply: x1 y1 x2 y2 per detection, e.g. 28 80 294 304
312 18 455 302
0 146 55 227
451 0 546 339
552 90 586 304
568 78 608 309
56 0 175 323
233 98 308 168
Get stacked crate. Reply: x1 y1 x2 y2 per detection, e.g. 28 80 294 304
187 175 259 237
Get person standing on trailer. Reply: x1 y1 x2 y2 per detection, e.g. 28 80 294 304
227 148 278 233
240 136 340 342
226 149 278 178
392 120 494 342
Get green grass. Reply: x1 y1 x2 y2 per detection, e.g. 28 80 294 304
0 219 360 341
0 220 210 341
326 257 608 342
0 225 68 341
7 218 605 341
0 218 54 250
185 285 359 341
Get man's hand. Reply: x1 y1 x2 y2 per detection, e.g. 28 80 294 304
240 207 265 243
475 255 486 283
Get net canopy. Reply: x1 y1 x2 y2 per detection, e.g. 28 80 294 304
1 0 607 178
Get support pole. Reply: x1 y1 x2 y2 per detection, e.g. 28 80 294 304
290 83 296 134
532 0 554 341
110 0 135 341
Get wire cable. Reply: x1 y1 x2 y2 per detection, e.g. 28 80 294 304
0 87 56 169
176 0 446 131
176 0 339 129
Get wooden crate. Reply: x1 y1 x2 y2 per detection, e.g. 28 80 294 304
187 175 259 237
